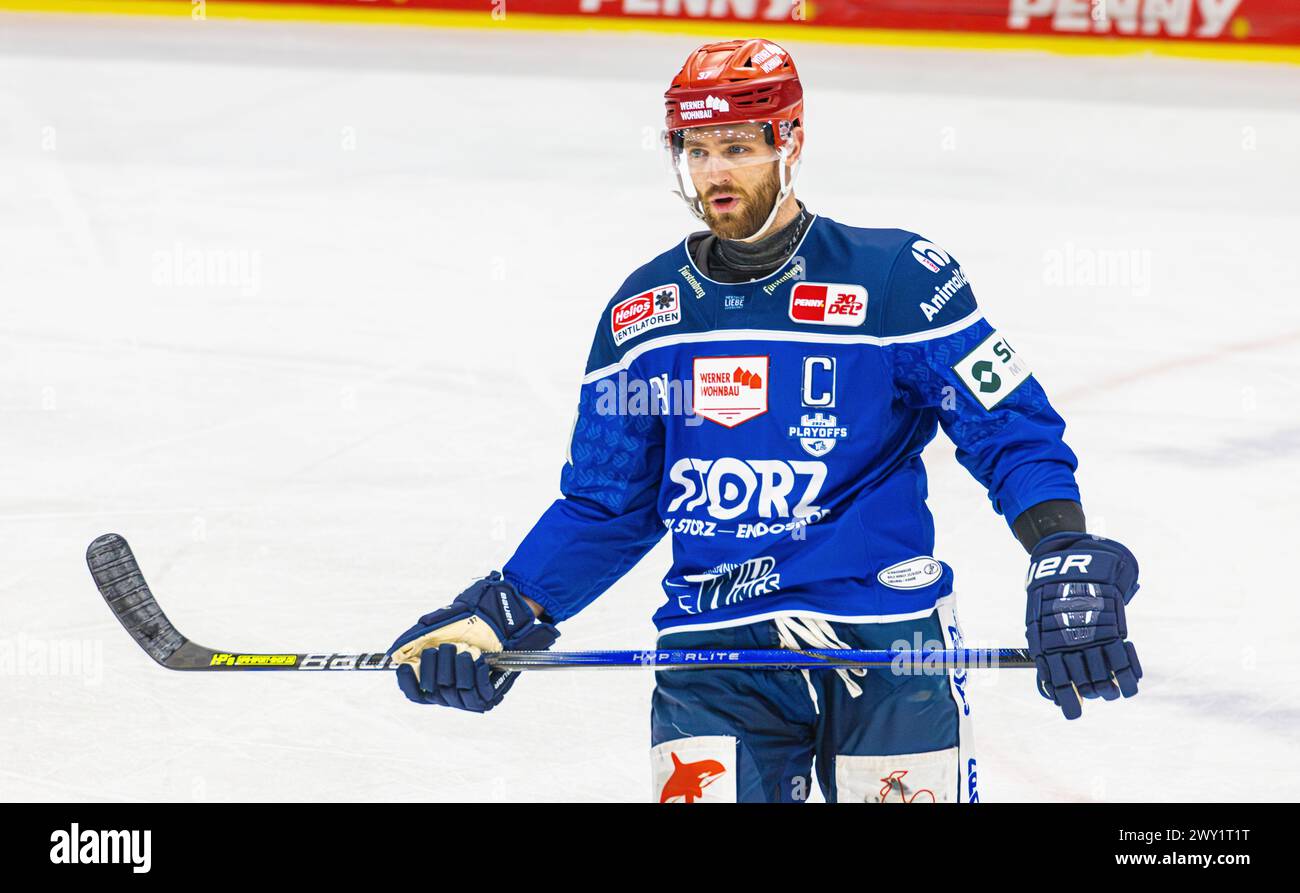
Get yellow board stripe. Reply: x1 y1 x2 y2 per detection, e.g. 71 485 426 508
2 0 1298 65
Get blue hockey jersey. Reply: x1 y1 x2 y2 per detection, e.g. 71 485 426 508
503 215 1080 633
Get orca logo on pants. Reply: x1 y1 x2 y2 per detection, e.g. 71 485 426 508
652 736 737 803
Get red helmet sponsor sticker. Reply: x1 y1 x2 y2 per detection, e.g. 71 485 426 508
788 283 868 327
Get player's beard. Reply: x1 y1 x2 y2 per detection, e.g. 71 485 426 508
701 162 781 241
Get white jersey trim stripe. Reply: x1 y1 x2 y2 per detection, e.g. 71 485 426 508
653 596 954 638
581 311 985 384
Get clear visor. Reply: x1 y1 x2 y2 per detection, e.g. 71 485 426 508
663 123 784 204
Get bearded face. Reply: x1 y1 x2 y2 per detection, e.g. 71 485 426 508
698 160 782 240
676 123 793 241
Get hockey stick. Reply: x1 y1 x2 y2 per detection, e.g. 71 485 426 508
87 533 1034 672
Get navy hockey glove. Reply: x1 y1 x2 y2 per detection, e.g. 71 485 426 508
388 572 559 713
1025 533 1142 720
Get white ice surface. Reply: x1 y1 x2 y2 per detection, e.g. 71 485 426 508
1 13 1298 802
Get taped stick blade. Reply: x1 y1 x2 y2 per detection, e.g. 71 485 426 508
86 533 190 668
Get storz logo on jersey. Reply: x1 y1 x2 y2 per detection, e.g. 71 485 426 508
675 557 781 615
788 283 867 327
911 240 952 273
666 457 826 521
693 356 768 428
953 331 1032 410
788 412 849 457
611 284 680 346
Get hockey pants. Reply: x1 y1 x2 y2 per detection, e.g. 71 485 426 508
650 601 977 803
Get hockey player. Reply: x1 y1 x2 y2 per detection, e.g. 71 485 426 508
389 39 1142 803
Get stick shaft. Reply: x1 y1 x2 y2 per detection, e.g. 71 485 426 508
87 533 1033 673
488 648 1034 670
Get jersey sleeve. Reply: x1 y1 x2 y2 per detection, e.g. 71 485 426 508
879 236 1081 527
501 310 667 623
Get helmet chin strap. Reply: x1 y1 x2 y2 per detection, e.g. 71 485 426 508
671 169 708 222
672 147 801 240
739 149 800 242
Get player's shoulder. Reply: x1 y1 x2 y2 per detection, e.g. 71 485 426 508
583 238 694 373
811 217 919 260
600 238 693 315
816 218 979 338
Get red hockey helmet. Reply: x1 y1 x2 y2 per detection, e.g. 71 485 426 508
664 38 804 147
663 39 804 237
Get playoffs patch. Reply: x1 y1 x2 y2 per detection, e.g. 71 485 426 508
611 284 680 346
788 411 848 457
953 331 1032 410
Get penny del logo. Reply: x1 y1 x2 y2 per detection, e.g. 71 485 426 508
788 282 867 326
